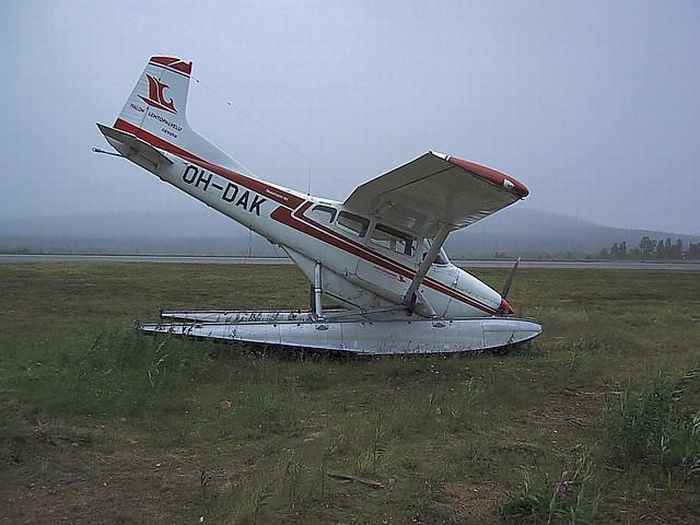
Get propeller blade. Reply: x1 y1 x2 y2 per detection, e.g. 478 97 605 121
501 257 521 298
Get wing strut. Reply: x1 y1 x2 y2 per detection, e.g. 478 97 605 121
402 223 451 312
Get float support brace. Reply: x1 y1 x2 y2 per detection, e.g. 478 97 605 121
313 259 324 320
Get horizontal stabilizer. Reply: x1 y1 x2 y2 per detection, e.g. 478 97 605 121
96 122 173 169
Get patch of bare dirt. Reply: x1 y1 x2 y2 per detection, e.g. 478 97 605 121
0 403 209 524
435 480 505 523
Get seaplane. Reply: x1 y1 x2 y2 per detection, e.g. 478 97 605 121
95 56 542 355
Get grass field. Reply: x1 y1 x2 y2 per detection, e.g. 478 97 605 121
1 263 698 524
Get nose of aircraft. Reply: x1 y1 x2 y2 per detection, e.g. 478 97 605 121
498 297 514 316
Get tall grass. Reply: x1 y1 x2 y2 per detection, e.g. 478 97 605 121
215 444 340 524
17 330 312 439
499 445 600 524
38 330 217 419
329 377 483 476
604 368 700 483
384 377 483 437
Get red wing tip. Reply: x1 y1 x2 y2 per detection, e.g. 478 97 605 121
148 56 192 76
446 155 529 198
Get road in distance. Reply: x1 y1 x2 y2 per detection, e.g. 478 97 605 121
1 254 699 271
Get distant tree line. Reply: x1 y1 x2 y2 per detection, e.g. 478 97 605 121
600 237 700 260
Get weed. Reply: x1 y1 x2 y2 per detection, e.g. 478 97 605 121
147 339 183 387
232 481 273 525
499 445 600 524
443 377 481 427
284 449 304 509
353 422 389 475
316 440 337 496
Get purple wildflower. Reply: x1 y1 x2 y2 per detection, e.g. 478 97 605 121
554 480 570 501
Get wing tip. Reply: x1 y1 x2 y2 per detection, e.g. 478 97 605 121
446 155 529 198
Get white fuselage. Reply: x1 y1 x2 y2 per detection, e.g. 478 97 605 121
109 138 504 319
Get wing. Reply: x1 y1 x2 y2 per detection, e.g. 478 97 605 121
343 151 529 238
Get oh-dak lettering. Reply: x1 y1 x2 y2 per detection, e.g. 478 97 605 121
182 165 267 216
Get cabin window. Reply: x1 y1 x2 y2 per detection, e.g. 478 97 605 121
371 223 416 257
336 211 369 237
308 204 336 223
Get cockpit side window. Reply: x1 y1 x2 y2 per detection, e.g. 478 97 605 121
371 223 416 257
308 204 336 224
336 211 369 237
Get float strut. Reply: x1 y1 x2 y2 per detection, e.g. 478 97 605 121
314 260 324 320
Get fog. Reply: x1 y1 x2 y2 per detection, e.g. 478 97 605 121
2 1 698 234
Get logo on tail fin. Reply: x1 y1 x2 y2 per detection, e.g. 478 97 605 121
139 74 177 114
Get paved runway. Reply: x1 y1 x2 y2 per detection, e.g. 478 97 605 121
0 254 294 265
1 253 699 271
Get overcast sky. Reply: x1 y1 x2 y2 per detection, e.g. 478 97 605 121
2 0 698 234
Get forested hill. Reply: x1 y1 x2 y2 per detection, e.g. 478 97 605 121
447 208 699 258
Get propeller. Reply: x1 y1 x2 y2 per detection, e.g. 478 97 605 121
500 257 521 299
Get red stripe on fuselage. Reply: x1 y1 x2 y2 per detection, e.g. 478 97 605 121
272 204 497 315
113 118 305 208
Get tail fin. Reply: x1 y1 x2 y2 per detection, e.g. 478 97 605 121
112 56 243 171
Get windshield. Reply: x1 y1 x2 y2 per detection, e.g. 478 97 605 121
424 239 450 265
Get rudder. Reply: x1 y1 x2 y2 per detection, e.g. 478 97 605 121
113 56 242 171
117 56 192 141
